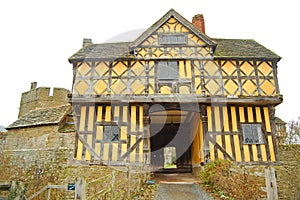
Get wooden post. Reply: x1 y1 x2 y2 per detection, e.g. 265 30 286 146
46 187 51 200
127 165 131 199
81 178 87 200
111 170 115 200
265 167 278 200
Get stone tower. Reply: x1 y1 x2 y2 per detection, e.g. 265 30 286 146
18 82 70 118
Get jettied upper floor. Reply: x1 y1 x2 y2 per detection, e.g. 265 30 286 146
69 8 282 105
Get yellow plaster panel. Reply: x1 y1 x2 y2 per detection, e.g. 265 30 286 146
96 126 103 140
95 62 109 77
239 61 254 76
76 81 89 95
161 86 172 94
112 61 128 77
179 86 190 94
131 106 137 132
88 106 94 131
123 106 128 123
114 106 120 121
257 61 273 76
105 106 111 122
264 107 271 132
94 80 108 95
268 135 276 161
247 107 254 123
214 106 221 132
255 107 262 122
221 60 237 76
77 140 83 160
216 135 224 159
207 106 212 132
120 126 127 140
130 80 145 95
139 141 143 163
97 106 102 122
85 134 92 160
79 106 86 131
112 143 118 161
130 135 136 162
139 106 144 132
233 135 242 162
260 79 275 96
77 62 91 76
260 144 267 161
223 107 229 132
252 145 259 162
231 107 238 132
111 79 127 95
243 145 250 162
209 140 215 161
225 135 233 158
239 107 245 123
103 143 109 161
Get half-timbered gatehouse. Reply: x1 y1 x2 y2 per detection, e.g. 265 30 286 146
69 9 282 171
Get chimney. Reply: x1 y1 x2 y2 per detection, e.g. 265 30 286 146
30 82 37 90
192 14 205 34
82 38 93 47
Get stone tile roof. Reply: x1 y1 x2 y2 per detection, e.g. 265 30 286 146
275 117 286 124
68 38 280 62
7 105 71 129
68 9 280 62
213 38 280 59
69 42 132 61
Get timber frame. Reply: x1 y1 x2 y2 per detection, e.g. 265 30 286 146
69 9 282 168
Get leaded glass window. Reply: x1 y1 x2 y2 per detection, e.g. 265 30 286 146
157 61 179 80
103 125 120 142
242 124 265 144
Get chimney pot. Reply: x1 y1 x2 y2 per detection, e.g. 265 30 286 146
83 38 93 47
30 82 37 90
192 14 206 34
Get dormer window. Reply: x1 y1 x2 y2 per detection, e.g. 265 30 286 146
157 61 179 80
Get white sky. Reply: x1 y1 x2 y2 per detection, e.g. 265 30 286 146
0 0 299 127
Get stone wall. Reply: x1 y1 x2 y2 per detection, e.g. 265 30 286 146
275 145 300 199
18 85 69 118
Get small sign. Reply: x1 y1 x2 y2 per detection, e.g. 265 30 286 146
68 183 76 191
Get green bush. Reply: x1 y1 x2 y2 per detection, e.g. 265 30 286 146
200 160 263 200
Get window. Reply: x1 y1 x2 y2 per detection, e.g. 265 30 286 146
242 124 265 144
159 34 187 45
103 125 120 142
157 61 179 80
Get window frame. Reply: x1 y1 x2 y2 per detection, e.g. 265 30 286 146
241 123 265 144
157 61 179 81
103 125 120 142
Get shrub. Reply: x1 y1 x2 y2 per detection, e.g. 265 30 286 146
200 160 263 200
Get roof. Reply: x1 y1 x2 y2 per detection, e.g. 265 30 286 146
7 105 71 129
69 42 132 62
69 39 280 62
275 117 287 124
213 38 280 59
130 9 216 48
69 9 281 62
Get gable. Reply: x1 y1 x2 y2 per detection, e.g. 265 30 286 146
131 9 216 59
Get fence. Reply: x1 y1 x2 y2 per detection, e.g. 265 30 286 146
22 165 149 200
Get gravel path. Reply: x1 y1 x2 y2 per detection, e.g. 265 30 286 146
155 183 213 200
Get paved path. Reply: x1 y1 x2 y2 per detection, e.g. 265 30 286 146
155 183 213 200
153 173 213 200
